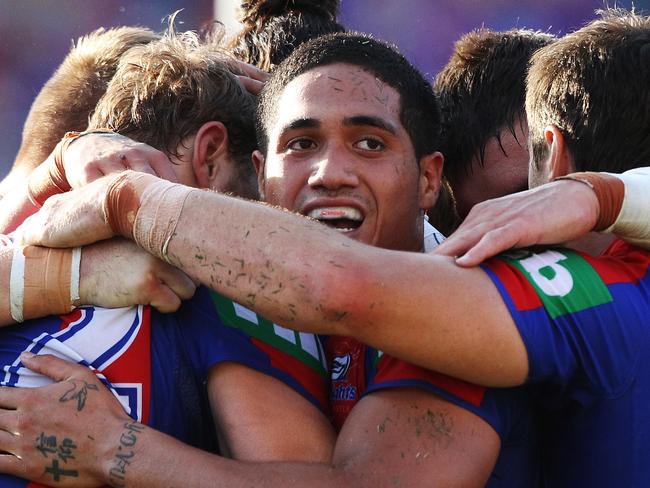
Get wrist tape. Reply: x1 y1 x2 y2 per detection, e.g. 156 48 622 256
605 170 650 242
555 172 625 231
103 171 194 262
9 245 81 322
27 128 116 207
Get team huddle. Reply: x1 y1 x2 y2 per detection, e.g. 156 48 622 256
0 1 648 487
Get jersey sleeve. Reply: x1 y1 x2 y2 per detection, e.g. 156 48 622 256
174 287 330 414
363 350 530 442
481 245 649 399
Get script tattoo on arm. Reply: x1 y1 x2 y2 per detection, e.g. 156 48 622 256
36 432 80 482
108 422 145 488
58 379 99 411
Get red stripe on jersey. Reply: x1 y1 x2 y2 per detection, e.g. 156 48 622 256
375 354 487 407
252 337 329 414
102 307 152 425
582 240 650 285
484 259 543 312
59 308 83 329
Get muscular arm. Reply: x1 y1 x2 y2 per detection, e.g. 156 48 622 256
165 198 526 385
0 355 498 487
208 363 336 462
22 172 529 386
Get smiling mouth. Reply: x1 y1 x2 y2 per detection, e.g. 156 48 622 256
307 206 364 233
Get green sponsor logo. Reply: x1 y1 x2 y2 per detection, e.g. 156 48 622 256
209 291 328 377
503 249 612 319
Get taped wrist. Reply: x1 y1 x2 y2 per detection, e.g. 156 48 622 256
554 172 625 231
26 128 117 207
102 171 194 262
10 246 80 322
605 170 650 242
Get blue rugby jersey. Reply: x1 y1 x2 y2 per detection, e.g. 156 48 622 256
482 240 650 487
0 286 328 487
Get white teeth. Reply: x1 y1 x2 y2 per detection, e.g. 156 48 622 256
307 207 363 221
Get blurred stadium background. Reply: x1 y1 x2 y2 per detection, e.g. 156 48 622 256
0 0 647 178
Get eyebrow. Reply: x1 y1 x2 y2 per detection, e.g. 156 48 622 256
279 118 321 134
343 115 398 136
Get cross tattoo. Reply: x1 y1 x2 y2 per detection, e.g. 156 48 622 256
44 459 79 482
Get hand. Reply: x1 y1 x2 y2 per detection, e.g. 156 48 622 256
80 238 196 313
64 132 178 188
0 353 135 487
434 180 599 266
227 59 269 95
19 176 117 248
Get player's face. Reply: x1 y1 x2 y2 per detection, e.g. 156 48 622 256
256 64 432 251
451 122 530 218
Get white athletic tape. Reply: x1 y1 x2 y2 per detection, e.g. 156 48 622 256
605 169 650 247
9 246 25 323
70 247 81 304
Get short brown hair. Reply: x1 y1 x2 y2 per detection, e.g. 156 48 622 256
434 29 554 184
527 9 650 173
13 26 159 171
89 30 257 178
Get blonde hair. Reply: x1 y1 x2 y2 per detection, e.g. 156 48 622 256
13 26 159 172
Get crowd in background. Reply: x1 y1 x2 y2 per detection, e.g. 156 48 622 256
1 0 648 176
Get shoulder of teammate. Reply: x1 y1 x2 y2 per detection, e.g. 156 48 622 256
482 245 649 396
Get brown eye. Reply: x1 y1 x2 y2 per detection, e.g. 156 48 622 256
288 138 316 151
354 137 385 151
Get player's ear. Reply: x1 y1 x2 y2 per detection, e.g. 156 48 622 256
417 151 443 210
252 150 266 200
544 125 574 180
192 121 230 189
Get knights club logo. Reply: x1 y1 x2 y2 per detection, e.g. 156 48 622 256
331 353 352 380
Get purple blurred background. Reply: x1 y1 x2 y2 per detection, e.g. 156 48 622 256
1 0 647 178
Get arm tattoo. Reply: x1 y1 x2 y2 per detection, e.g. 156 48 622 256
108 422 145 488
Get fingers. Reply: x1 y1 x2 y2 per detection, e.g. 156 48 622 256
229 59 269 95
0 453 24 479
157 267 197 301
434 233 476 259
147 287 182 314
0 412 20 437
18 353 82 382
96 149 177 184
454 226 523 267
76 159 126 186
237 75 265 95
0 388 22 410
66 133 178 187
137 263 197 313
145 267 197 313
133 149 178 183
230 59 270 82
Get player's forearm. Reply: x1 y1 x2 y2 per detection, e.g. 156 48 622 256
163 192 527 387
165 190 358 336
0 244 80 326
101 422 348 488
